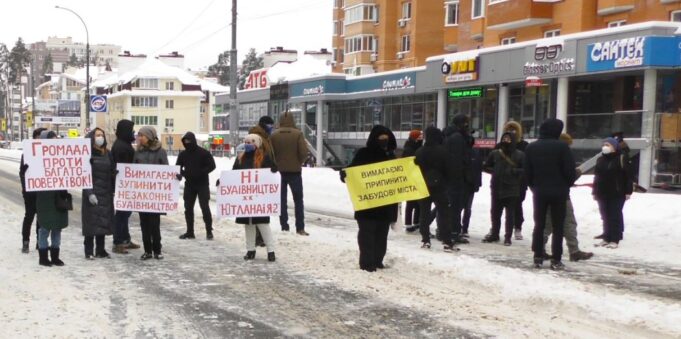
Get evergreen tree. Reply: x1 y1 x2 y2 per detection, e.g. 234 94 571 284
67 53 79 67
0 43 8 118
9 38 31 85
238 48 264 90
43 53 54 80
207 51 230 86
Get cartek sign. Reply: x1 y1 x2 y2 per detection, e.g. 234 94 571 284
382 76 412 91
244 68 269 89
22 138 93 191
587 37 645 72
441 57 479 83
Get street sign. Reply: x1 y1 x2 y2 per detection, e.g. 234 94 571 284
90 95 108 113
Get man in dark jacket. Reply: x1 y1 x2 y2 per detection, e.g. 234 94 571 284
340 125 398 272
177 132 217 240
111 119 140 254
402 129 423 232
414 127 457 252
270 111 309 235
443 114 473 244
524 118 577 270
19 127 46 253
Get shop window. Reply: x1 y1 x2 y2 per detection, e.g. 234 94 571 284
472 0 484 19
671 10 681 23
445 1 459 26
447 87 497 139
508 85 551 139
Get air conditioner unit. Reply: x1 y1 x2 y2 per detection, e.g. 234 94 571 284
370 54 377 62
398 19 407 28
396 53 404 60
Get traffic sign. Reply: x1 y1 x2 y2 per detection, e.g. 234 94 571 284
90 95 108 113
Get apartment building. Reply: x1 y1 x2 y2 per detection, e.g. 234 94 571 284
332 0 681 75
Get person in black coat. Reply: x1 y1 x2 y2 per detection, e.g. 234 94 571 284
414 127 458 252
593 137 633 249
524 118 577 269
461 132 482 237
497 121 530 240
177 132 217 240
443 114 473 244
110 119 141 254
483 132 524 246
19 127 45 253
402 129 423 232
340 125 398 272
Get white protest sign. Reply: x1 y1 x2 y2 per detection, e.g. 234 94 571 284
217 169 281 219
114 163 181 213
22 138 92 191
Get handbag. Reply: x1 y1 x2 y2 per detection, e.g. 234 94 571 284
55 191 73 211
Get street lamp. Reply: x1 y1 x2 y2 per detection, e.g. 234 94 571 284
55 5 90 130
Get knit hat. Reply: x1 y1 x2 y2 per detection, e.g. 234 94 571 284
604 137 619 151
559 133 573 146
244 134 262 148
258 116 274 128
409 129 421 140
138 126 157 141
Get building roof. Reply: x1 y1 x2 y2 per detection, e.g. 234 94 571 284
267 54 334 83
107 89 205 99
199 79 230 94
118 58 200 86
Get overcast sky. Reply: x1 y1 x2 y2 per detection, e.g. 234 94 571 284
0 0 332 69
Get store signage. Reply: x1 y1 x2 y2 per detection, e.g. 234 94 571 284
35 116 81 124
382 76 412 91
523 44 574 76
302 85 325 96
448 87 483 99
525 76 543 87
244 68 269 89
441 57 479 83
589 37 645 69
474 139 496 149
534 44 563 61
270 83 289 100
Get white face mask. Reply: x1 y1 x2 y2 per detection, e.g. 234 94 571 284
95 136 105 147
602 145 613 155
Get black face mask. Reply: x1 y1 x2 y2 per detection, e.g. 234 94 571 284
377 139 389 150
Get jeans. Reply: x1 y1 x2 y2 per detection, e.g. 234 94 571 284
22 191 40 242
279 172 305 231
184 184 213 234
544 199 581 254
245 223 275 252
490 195 518 240
38 228 62 250
356 218 390 272
405 200 420 226
84 235 105 256
113 210 132 245
447 187 465 235
531 194 567 262
139 213 162 255
418 189 451 245
597 196 626 243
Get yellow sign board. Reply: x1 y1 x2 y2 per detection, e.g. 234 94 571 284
1 119 6 131
67 129 80 138
26 111 33 126
344 157 429 211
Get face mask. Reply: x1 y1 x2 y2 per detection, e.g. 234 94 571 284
265 124 274 135
602 146 613 155
95 136 105 147
244 144 256 153
377 139 389 150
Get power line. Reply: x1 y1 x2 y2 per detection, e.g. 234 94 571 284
153 0 219 54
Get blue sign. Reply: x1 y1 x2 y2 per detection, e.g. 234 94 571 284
289 70 418 98
89 95 108 113
586 36 681 72
289 79 345 98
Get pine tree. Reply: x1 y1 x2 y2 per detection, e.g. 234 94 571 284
67 53 79 67
238 48 264 90
207 51 231 86
9 38 31 85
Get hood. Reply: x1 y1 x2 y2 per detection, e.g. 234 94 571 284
538 118 563 140
40 130 57 139
181 131 198 152
278 111 297 128
503 121 523 143
499 131 516 153
366 125 397 151
86 127 108 150
116 119 135 143
32 128 46 139
423 126 443 146
448 114 470 135
248 125 269 140
442 125 456 137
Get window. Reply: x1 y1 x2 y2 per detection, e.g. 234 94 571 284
671 10 681 22
544 29 560 38
165 118 174 128
333 21 341 35
401 35 411 52
501 37 516 45
344 4 378 25
131 116 158 126
445 1 459 26
165 81 174 90
133 78 159 89
131 96 158 107
165 100 174 109
334 0 343 8
488 0 507 4
608 20 626 28
402 2 412 19
344 35 376 53
472 0 484 19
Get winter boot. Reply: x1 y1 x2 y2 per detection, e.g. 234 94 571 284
50 248 65 266
296 230 310 236
453 234 469 244
503 237 512 246
38 249 52 267
179 233 196 240
443 244 459 253
405 225 419 233
125 241 141 249
244 251 256 260
569 251 594 262
267 252 276 262
206 231 214 240
594 234 604 240
421 242 431 249
95 250 111 259
550 260 565 271
140 253 153 260
514 229 523 240
154 252 164 260
22 241 29 254
533 257 543 268
112 244 129 254
482 234 500 243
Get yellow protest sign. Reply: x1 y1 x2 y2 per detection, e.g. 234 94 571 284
344 156 429 211
68 129 79 138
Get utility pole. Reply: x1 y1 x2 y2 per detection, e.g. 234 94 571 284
30 59 35 137
19 67 24 141
228 0 239 149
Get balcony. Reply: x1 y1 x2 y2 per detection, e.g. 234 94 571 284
486 0 552 31
597 0 635 16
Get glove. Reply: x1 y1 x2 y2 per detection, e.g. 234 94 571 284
176 173 183 181
339 170 347 183
88 194 98 206
215 179 221 187
21 164 28 172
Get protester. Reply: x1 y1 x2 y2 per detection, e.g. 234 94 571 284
443 114 473 244
176 132 217 240
483 132 524 246
340 125 398 272
462 132 483 237
233 134 278 262
35 130 67 267
249 116 276 246
19 127 45 253
81 128 115 259
593 137 633 249
498 121 530 240
270 111 309 235
133 126 169 260
111 119 140 254
414 127 457 252
524 118 577 270
402 129 423 233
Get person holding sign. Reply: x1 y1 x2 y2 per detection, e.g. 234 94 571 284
339 125 398 272
233 134 278 262
81 128 115 259
19 127 45 253
133 126 170 260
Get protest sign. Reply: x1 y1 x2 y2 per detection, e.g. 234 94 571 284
217 169 281 219
22 138 92 192
114 163 181 213
344 156 429 211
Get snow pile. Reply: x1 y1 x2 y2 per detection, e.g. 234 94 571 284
267 54 334 83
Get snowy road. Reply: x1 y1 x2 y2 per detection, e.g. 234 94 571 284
1 154 681 338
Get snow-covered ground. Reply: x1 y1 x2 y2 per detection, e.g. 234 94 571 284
1 149 681 338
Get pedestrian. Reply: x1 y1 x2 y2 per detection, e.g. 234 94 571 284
462 133 483 237
340 125 398 272
543 133 593 262
111 119 141 254
593 137 633 249
133 126 169 260
482 132 524 246
443 114 473 244
270 111 310 235
35 130 68 267
233 134 278 262
524 118 577 270
81 128 115 260
249 116 277 246
414 127 457 252
176 132 217 240
19 127 45 253
498 121 530 240
402 129 423 233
